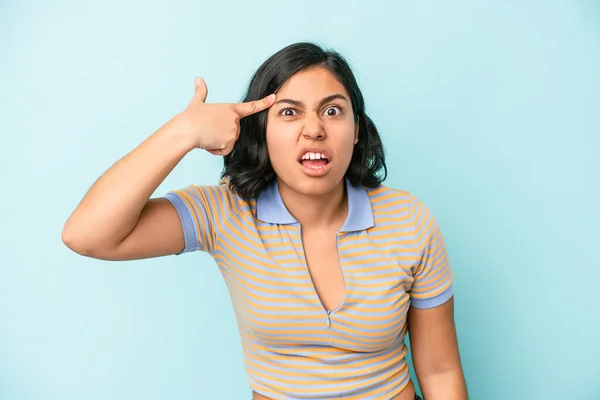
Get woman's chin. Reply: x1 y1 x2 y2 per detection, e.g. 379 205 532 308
278 169 345 197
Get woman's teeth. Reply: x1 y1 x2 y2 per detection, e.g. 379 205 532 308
301 152 327 160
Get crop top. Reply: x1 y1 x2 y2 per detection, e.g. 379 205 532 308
163 177 454 399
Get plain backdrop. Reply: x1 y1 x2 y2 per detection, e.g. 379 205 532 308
1 0 599 399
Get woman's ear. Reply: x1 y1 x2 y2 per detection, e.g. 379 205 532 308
354 116 359 144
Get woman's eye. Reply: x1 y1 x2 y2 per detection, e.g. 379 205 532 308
279 107 341 117
323 106 341 116
280 109 297 117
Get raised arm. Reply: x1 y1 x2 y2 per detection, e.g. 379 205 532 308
61 77 276 261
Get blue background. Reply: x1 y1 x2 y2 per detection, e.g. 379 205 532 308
1 1 599 399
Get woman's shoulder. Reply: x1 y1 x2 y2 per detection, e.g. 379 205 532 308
167 176 249 214
365 183 412 204
365 183 434 219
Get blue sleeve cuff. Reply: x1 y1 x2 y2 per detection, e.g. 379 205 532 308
163 193 199 254
410 284 454 309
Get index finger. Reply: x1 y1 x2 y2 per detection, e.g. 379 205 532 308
233 94 276 118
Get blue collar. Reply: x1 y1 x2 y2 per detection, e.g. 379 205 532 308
256 178 374 232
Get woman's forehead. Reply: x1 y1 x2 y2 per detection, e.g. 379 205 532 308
277 67 349 98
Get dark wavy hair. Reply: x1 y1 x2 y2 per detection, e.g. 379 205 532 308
221 42 387 201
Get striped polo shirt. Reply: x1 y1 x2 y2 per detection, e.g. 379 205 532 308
163 177 454 399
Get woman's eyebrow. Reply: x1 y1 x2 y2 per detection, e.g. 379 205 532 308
274 94 349 109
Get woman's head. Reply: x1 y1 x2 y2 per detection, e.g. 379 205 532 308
222 42 387 200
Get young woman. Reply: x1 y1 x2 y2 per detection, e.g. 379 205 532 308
62 42 468 400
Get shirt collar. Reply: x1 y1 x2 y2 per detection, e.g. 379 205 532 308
256 178 374 232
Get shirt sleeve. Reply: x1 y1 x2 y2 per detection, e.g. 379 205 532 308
162 185 218 254
408 194 454 309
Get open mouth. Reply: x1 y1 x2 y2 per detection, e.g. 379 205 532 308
297 150 332 176
298 151 330 169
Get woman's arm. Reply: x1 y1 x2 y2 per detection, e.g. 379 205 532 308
61 115 196 260
61 78 276 261
407 297 468 399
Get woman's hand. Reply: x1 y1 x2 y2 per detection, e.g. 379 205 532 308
177 77 276 155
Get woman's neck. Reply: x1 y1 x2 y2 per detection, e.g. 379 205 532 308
277 178 348 230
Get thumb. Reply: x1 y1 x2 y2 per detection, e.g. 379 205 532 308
193 77 208 102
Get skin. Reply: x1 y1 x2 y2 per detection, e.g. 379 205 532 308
266 67 358 227
408 297 468 399
62 67 467 399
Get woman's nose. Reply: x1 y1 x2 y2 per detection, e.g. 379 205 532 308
301 113 325 140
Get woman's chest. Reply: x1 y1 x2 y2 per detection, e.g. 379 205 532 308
216 227 415 352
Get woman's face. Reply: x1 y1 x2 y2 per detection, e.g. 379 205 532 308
266 67 358 196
